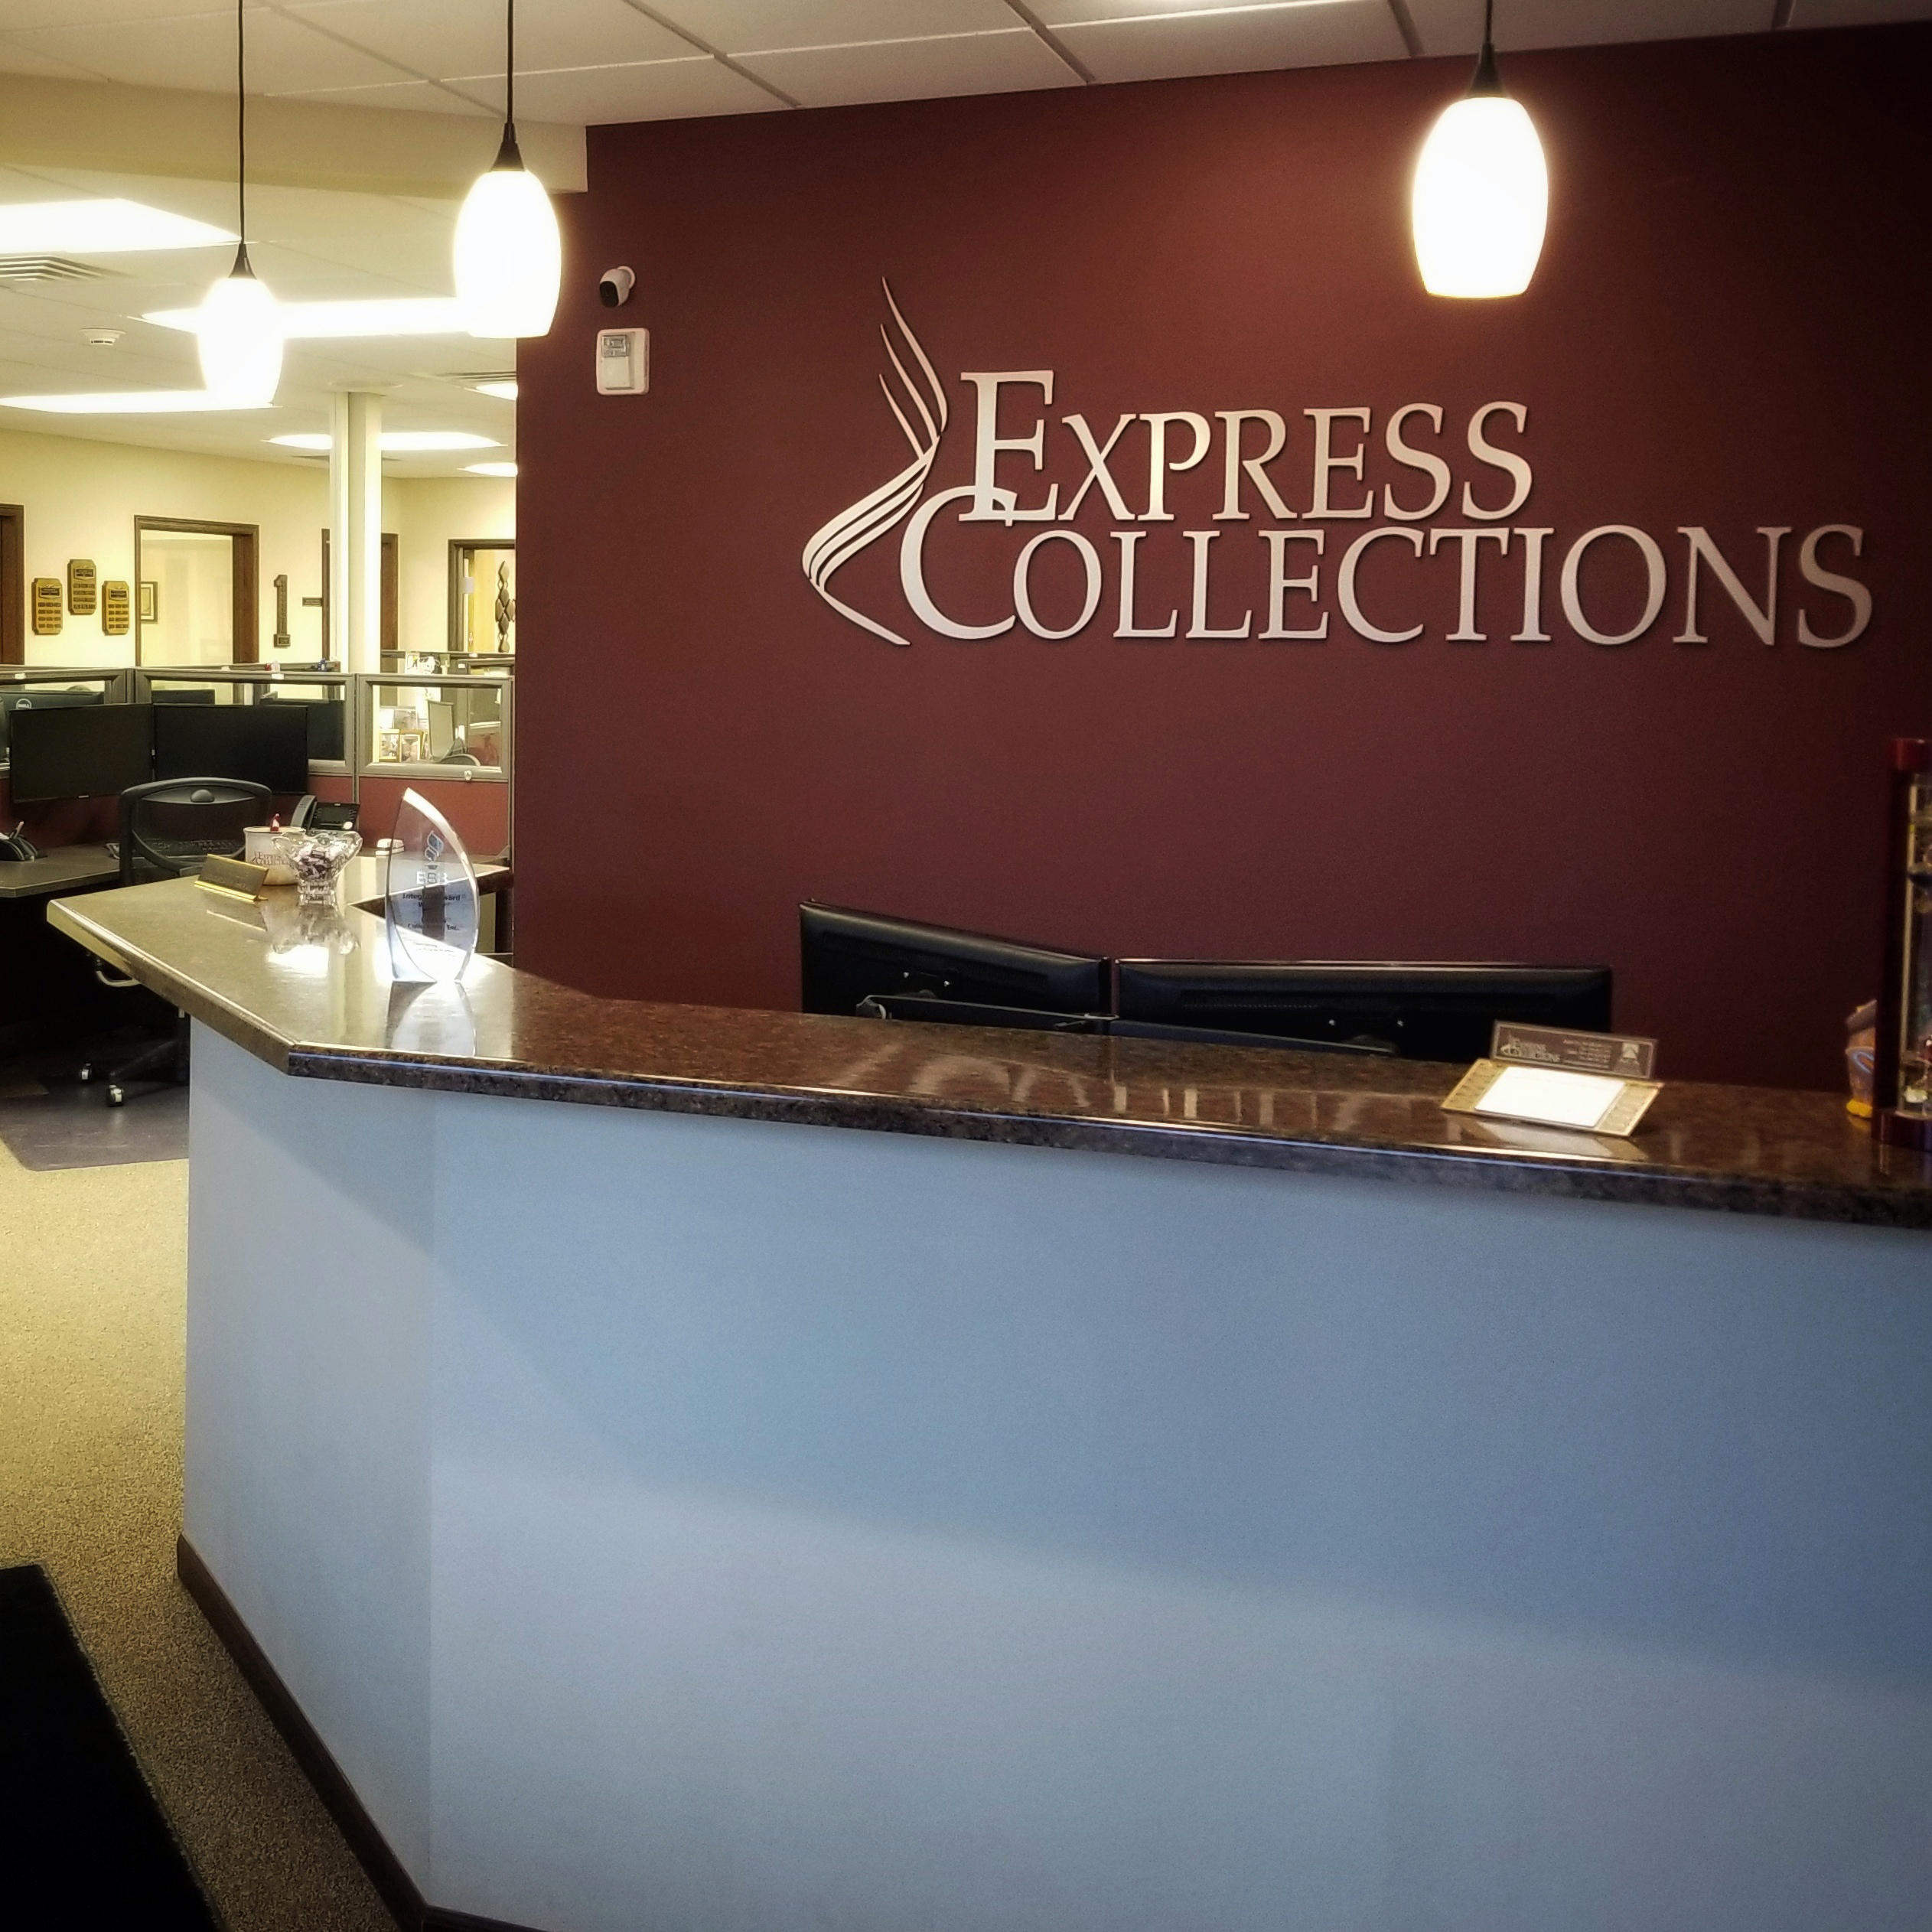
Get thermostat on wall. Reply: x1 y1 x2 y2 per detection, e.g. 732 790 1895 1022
596 327 649 395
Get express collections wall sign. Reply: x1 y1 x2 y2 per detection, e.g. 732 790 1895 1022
67 558 97 617
803 285 1871 654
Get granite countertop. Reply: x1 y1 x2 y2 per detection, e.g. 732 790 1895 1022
47 871 1932 1232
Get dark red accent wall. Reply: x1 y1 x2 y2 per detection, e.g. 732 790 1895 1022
517 24 1931 1090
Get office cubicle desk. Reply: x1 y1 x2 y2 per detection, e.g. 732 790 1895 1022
1 845 132 1051
43 875 1932 1932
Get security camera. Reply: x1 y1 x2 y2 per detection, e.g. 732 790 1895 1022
598 266 635 308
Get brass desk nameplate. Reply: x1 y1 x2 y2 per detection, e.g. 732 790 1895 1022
197 855 269 902
1443 1024 1663 1139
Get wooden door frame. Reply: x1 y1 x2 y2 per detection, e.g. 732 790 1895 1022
0 506 22 664
134 516 259 665
0 505 23 666
448 537 514 654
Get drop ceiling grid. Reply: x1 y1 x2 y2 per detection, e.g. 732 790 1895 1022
2 0 1927 469
2 0 1924 121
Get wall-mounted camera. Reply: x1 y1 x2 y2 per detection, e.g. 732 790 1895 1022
598 266 635 308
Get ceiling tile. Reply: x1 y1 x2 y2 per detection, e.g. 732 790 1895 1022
0 0 239 28
8 8 415 93
267 76 490 114
650 2 1018 54
444 57 784 122
1035 0 1352 19
1404 0 1777 57
0 34 106 79
286 0 698 83
735 27 1078 105
1053 1 1406 82
1787 0 1932 21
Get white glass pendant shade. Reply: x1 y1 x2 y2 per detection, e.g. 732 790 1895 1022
1412 93 1548 298
454 158 560 339
197 260 282 406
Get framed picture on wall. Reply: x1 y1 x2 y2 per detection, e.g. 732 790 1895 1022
138 579 158 623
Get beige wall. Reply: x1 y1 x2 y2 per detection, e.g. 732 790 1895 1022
396 475 514 656
2 425 513 667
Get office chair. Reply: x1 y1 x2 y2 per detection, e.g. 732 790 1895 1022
83 777 270 1106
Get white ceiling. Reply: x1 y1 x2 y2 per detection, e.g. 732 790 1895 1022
0 0 1924 469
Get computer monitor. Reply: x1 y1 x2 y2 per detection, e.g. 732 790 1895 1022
1113 960 1614 1063
150 687 217 703
6 703 154 804
0 686 104 762
258 692 347 762
800 902 1108 1018
154 702 310 793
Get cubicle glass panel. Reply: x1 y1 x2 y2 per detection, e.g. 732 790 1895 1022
0 669 127 770
361 674 510 781
139 670 352 777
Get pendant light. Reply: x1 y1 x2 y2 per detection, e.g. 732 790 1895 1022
454 0 562 339
1411 0 1549 299
197 0 282 406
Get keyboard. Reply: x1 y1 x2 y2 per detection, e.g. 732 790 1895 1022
146 837 243 858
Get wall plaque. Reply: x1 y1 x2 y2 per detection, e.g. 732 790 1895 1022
31 578 62 635
67 559 97 617
101 580 131 636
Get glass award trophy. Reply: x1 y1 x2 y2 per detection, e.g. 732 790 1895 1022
384 787 481 983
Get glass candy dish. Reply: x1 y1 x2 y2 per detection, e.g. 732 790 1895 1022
272 826 362 903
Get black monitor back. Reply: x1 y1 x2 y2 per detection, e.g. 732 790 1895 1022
6 703 152 803
800 902 1107 1018
258 692 347 762
1114 960 1613 1064
0 686 104 762
154 702 310 793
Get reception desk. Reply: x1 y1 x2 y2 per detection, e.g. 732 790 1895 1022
49 875 1932 1932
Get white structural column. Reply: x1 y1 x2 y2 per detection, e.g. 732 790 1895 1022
329 390 383 671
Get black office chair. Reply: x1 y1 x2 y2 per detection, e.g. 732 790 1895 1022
83 777 270 1106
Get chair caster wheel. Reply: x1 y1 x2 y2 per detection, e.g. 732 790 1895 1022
79 1064 94 1083
106 1085 126 1108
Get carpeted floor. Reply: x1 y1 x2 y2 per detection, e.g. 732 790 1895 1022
0 1124 394 1930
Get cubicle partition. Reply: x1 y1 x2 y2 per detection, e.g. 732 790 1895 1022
0 666 136 842
0 665 515 859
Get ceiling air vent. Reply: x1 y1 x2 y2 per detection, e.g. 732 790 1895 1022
0 256 118 285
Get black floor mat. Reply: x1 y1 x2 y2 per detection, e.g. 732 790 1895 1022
0 1565 219 1927
0 1034 188 1171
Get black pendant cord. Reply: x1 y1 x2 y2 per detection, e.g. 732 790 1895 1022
1471 0 1501 95
234 0 250 274
495 0 523 169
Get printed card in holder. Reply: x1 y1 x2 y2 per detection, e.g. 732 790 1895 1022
384 787 480 983
1442 1023 1663 1139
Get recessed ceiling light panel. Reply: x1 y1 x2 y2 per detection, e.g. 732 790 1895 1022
1 391 266 414
0 199 233 256
269 431 501 453
147 297 471 340
466 461 518 477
